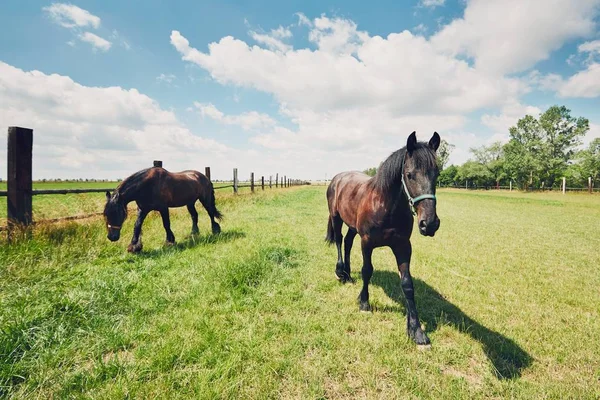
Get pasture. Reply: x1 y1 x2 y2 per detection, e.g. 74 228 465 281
1 186 599 398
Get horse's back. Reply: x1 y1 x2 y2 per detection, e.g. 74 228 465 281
151 168 211 207
327 171 372 227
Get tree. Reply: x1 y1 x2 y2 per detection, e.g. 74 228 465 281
504 106 589 189
538 106 589 187
576 138 600 183
457 161 494 187
437 140 455 170
363 167 377 177
469 142 506 187
439 164 459 186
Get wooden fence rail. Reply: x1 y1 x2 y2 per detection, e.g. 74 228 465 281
2 126 307 238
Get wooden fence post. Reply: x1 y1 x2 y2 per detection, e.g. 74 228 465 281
562 177 566 194
509 180 512 191
276 173 279 188
261 176 264 191
7 127 33 240
233 168 238 194
269 175 272 189
284 175 287 188
589 177 593 194
205 167 211 181
153 160 162 167
251 172 255 192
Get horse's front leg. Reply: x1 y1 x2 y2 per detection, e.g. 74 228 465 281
358 237 374 312
128 207 148 253
159 208 176 245
392 240 430 346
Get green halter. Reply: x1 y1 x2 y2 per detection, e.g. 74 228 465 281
400 152 436 215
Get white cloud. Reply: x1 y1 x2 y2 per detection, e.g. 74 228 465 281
431 0 600 75
481 102 543 141
156 73 176 84
557 63 600 98
43 3 101 29
249 28 292 52
170 25 523 115
78 32 112 51
413 23 428 35
0 62 230 179
169 13 545 176
194 102 276 130
419 0 445 8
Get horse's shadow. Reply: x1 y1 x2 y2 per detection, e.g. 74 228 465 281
137 230 245 258
370 270 532 380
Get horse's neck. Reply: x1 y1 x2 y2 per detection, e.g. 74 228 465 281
378 184 411 217
116 180 138 204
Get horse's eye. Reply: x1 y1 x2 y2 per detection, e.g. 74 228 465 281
407 172 413 180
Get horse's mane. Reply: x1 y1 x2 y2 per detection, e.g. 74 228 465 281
116 168 153 197
373 143 437 192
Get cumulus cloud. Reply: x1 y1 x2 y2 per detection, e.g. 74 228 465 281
78 32 112 51
194 102 277 130
0 62 229 179
531 39 600 99
431 0 600 75
43 3 101 29
169 14 534 168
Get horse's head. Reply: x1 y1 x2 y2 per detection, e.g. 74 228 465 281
403 131 441 237
103 191 127 241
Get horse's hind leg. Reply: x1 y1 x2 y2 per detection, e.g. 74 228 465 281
187 202 199 235
343 227 357 283
332 215 347 282
159 208 176 245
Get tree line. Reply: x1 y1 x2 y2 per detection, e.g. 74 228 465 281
364 106 599 190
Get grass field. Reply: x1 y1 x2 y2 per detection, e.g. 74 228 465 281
1 186 599 398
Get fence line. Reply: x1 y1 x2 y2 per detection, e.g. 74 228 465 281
2 126 307 239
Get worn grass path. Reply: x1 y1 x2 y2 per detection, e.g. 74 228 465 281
1 186 599 398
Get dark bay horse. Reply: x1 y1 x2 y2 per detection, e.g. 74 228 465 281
326 131 441 345
103 167 222 252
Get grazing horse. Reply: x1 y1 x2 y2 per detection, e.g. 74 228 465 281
103 167 222 253
326 131 441 345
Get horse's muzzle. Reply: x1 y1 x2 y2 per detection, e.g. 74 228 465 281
418 217 440 237
107 232 120 242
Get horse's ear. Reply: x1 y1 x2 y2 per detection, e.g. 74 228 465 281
407 131 417 152
429 132 441 152
105 191 111 201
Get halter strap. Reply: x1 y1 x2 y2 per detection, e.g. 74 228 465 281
107 224 121 230
401 152 436 215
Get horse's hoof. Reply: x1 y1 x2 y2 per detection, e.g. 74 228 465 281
127 244 142 253
359 301 372 313
409 328 430 346
165 241 176 247
417 344 432 351
212 224 221 234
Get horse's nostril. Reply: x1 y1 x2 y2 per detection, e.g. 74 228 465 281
419 220 427 230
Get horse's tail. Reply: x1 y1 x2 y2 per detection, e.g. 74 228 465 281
209 185 223 221
325 216 335 245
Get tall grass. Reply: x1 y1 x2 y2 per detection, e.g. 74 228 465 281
1 187 599 398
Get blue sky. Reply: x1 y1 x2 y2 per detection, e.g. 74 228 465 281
1 0 599 180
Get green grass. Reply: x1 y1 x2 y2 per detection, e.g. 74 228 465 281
1 187 599 398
